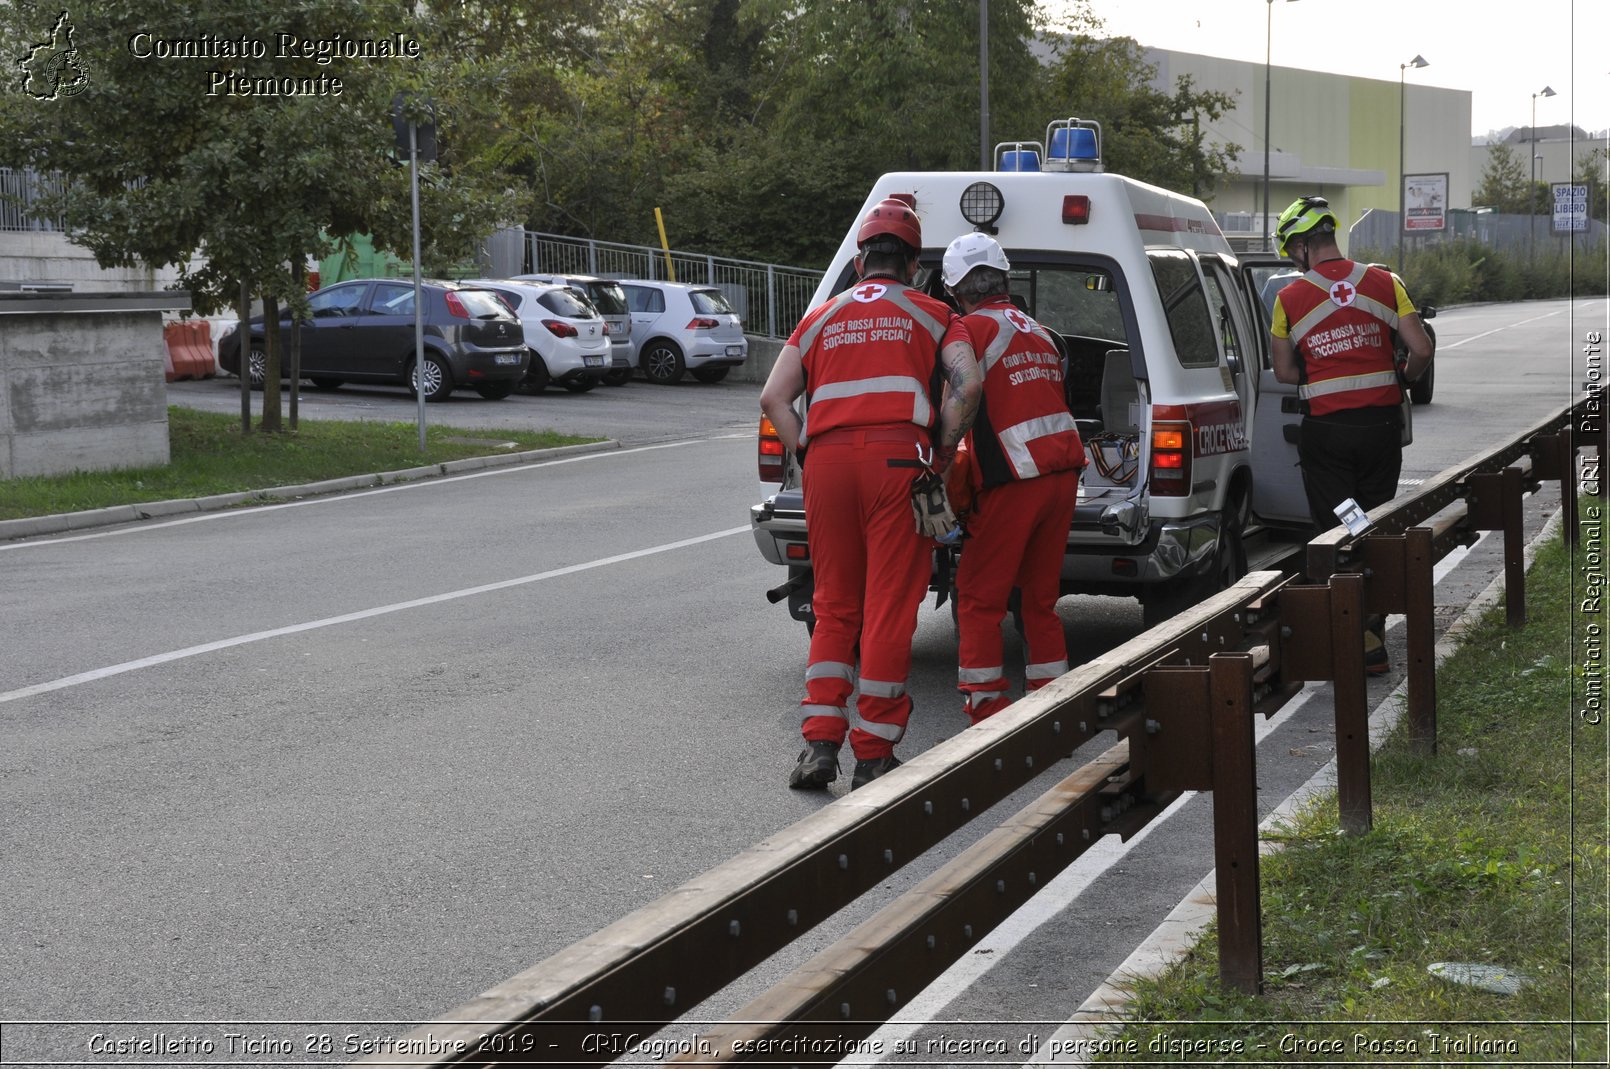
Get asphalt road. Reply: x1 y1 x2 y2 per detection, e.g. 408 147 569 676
0 297 1602 1064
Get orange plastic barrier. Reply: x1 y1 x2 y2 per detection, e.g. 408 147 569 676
163 320 217 382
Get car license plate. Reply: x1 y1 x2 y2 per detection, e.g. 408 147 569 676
495 353 520 365
725 345 742 357
584 355 603 367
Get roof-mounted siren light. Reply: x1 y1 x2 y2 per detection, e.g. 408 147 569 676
994 140 1044 173
1043 118 1102 173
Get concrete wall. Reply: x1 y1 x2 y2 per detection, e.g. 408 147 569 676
0 230 202 292
0 293 188 478
734 335 785 386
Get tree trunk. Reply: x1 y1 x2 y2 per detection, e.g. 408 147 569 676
261 293 282 433
289 263 304 431
237 278 252 436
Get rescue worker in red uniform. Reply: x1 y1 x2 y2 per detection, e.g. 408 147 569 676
943 234 1086 722
1270 195 1434 672
761 198 982 790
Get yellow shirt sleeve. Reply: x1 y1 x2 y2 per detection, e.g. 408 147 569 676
1392 274 1418 317
1270 296 1291 339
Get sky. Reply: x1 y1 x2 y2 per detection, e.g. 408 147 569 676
1074 0 1609 142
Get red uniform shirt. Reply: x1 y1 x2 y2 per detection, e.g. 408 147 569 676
955 300 1085 486
790 279 962 445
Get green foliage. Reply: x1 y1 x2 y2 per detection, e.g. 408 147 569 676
1356 238 1610 307
1474 143 1530 213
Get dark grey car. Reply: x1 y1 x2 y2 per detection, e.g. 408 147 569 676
217 279 529 401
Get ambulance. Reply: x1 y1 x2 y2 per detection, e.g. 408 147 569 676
751 118 1312 629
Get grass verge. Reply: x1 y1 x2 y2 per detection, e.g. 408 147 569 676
1093 515 1608 1065
0 407 601 520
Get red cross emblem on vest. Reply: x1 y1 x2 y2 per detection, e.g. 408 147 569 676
1003 308 1033 333
852 283 887 303
1329 280 1357 308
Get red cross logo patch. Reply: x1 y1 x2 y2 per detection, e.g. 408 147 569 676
1329 280 1357 308
852 283 887 303
1003 308 1033 333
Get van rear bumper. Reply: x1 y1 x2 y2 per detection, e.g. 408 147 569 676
1060 512 1221 586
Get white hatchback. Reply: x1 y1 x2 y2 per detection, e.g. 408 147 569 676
468 279 612 393
619 280 748 384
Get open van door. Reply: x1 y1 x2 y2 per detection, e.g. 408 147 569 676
1239 254 1311 529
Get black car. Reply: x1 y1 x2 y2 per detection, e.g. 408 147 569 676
217 279 529 401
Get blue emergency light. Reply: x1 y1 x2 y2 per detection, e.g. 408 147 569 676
993 140 1044 173
1042 118 1103 173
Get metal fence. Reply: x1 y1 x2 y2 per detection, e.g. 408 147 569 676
0 168 67 232
1349 207 1610 257
525 230 824 339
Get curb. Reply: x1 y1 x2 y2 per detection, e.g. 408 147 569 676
1033 507 1565 1067
0 439 619 543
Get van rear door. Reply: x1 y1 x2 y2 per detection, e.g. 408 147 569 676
1239 254 1310 528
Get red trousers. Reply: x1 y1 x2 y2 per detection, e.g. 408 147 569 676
955 468 1080 723
799 427 931 760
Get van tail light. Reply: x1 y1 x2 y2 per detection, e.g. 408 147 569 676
602 321 613 335
759 416 785 483
444 291 470 318
687 317 721 330
1062 195 1091 224
542 319 579 338
1148 420 1192 496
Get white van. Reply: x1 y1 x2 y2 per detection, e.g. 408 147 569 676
751 118 1311 628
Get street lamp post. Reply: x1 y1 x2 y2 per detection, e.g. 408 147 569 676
1530 85 1557 258
1397 55 1428 272
1262 0 1300 249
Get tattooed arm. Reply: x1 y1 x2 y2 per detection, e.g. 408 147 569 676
935 337 981 462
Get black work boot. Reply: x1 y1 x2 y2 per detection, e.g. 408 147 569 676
850 755 901 790
788 740 841 789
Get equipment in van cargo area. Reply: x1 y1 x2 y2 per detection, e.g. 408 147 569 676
752 115 1322 631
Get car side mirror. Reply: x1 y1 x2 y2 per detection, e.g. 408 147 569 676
1419 304 1437 320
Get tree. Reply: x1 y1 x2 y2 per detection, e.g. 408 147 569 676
1474 143 1531 214
0 1 512 432
1573 147 1610 222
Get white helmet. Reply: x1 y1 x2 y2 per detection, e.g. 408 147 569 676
942 232 1011 287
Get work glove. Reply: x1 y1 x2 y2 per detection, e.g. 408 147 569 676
911 469 961 543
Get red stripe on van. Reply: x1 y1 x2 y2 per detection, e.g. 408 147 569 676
1133 213 1222 237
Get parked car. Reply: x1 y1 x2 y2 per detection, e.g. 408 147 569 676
217 279 527 401
618 280 748 384
465 279 612 393
513 273 635 386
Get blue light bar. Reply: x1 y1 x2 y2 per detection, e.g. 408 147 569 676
999 150 1041 172
1049 126 1098 162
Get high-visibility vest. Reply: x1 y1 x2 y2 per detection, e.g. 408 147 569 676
793 280 951 444
961 301 1086 486
1279 261 1403 416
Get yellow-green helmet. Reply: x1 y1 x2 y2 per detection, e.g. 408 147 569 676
1274 195 1339 257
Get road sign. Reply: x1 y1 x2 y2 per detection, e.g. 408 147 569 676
1552 183 1588 234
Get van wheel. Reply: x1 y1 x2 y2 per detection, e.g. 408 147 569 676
521 351 550 393
604 369 632 386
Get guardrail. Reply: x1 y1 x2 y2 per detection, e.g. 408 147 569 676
364 393 1600 1067
525 231 823 340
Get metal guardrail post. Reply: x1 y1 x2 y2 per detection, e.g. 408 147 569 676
1404 527 1438 754
1329 573 1372 835
1533 427 1579 546
1469 467 1528 626
1208 652 1262 994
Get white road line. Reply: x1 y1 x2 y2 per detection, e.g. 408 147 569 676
0 438 714 553
0 525 751 705
1439 307 1567 350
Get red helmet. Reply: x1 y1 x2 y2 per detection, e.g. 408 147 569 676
856 197 922 252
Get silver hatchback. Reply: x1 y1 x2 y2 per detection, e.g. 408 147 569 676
618 281 748 385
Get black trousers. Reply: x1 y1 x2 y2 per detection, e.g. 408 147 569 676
1297 407 1403 533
